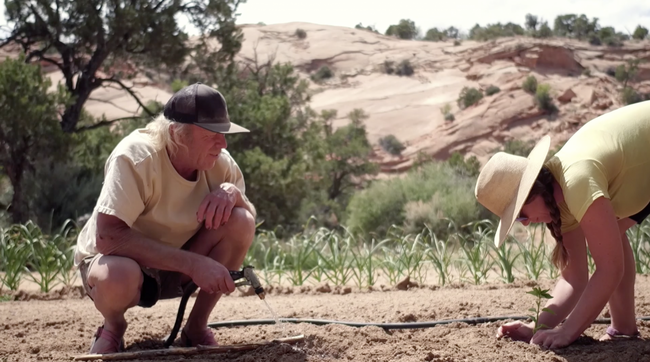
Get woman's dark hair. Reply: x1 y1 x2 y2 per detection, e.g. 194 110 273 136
526 166 568 270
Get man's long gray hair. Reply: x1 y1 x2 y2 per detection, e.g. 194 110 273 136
142 114 191 157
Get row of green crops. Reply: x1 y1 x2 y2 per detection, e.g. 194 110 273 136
3 218 650 293
0 220 77 293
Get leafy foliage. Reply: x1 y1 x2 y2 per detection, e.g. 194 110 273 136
295 28 307 39
379 135 406 155
345 162 492 238
522 75 538 93
0 54 70 223
385 19 418 40
535 84 555 112
485 85 501 96
457 87 484 109
633 26 649 40
2 0 245 132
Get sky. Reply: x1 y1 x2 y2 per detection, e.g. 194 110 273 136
0 1 647 38
234 0 650 36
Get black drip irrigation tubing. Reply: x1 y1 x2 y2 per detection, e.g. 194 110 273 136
208 316 650 331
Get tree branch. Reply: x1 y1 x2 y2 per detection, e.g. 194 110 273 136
75 116 143 132
93 77 157 117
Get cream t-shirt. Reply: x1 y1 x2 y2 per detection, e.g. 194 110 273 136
74 129 247 265
545 100 650 234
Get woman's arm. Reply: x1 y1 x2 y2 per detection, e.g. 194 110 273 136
536 226 590 329
559 196 625 340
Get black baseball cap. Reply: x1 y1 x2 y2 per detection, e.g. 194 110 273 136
163 82 249 134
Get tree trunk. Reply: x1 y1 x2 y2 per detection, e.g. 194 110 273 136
9 174 27 224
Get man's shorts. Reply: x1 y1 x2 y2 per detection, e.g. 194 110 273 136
78 254 186 308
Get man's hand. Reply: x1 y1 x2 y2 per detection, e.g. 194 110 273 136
190 257 236 295
197 183 241 229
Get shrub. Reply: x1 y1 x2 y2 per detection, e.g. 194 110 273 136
345 162 493 238
446 152 480 177
171 79 188 93
503 139 535 156
522 75 538 93
383 60 395 75
621 87 642 105
485 85 501 96
295 28 307 39
395 60 414 76
582 68 591 77
379 134 406 155
444 113 455 121
535 83 555 112
311 65 333 83
457 87 483 109
453 40 461 46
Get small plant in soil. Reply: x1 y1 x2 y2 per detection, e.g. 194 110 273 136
527 286 555 334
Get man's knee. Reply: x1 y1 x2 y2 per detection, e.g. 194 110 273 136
226 207 256 243
87 256 143 301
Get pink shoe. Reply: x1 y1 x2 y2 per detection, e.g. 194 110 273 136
181 328 218 347
89 325 125 354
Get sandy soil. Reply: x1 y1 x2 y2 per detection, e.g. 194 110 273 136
3 275 650 362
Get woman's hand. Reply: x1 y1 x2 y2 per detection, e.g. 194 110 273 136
530 326 575 349
496 321 535 342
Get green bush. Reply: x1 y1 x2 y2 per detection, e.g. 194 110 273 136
503 139 535 156
311 65 333 83
457 87 484 109
395 60 414 76
522 75 538 93
485 85 501 96
171 79 188 93
535 83 555 112
345 162 492 238
622 87 642 105
444 113 455 121
379 134 406 155
383 60 395 75
295 28 307 39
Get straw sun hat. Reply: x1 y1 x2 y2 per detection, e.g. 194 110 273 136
474 135 551 247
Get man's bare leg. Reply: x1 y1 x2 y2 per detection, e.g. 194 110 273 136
181 207 256 342
85 256 143 353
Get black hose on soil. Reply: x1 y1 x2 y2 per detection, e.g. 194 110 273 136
207 316 650 331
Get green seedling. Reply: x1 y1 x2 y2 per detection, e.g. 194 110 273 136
527 286 555 334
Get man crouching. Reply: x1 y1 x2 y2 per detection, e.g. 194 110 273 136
74 83 256 354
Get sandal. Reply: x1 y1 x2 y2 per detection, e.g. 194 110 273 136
180 328 218 347
89 325 125 354
605 326 640 339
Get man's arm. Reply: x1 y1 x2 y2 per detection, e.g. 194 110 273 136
95 212 203 275
234 188 256 219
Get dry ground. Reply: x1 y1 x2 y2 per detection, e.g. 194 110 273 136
3 275 650 361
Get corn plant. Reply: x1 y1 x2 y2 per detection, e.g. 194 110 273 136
628 222 650 274
395 233 428 284
285 233 319 286
350 236 387 288
0 226 31 291
424 229 455 286
315 231 354 286
20 222 63 293
380 251 401 285
516 225 547 281
459 240 492 285
491 239 521 283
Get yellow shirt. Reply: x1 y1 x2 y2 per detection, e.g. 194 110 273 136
74 129 247 265
546 100 650 234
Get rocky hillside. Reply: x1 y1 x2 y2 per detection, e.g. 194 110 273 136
234 22 650 172
13 21 649 173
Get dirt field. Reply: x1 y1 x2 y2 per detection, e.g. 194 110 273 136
3 275 650 362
